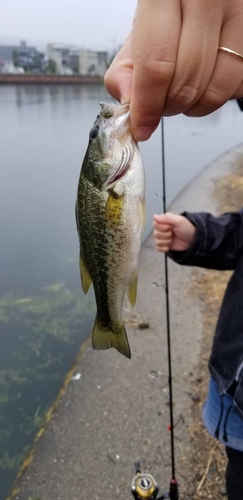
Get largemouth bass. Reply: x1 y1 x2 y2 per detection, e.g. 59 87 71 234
76 102 146 359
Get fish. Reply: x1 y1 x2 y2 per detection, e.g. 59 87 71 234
75 102 146 359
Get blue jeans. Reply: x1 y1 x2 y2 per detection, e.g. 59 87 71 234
203 377 243 450
203 377 243 499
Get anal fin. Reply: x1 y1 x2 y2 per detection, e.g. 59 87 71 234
127 269 138 307
79 254 92 294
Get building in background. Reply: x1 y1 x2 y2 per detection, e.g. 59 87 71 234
46 44 79 74
0 41 109 76
78 49 108 76
47 44 108 76
0 41 44 73
0 41 36 63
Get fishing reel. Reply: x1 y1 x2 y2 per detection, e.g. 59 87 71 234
131 463 179 500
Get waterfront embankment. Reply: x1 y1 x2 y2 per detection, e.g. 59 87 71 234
8 143 243 500
0 74 101 84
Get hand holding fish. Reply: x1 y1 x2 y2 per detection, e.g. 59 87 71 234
153 213 196 253
105 0 243 141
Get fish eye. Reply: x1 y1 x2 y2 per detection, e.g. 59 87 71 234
89 126 99 140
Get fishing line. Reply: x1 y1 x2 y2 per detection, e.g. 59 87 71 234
161 117 176 480
161 118 179 498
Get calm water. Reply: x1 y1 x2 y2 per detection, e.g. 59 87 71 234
0 84 243 499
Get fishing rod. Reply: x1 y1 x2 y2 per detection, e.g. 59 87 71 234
131 118 179 500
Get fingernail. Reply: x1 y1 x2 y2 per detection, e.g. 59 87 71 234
121 96 131 104
133 127 153 142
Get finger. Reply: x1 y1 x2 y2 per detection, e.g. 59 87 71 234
104 35 133 104
130 0 182 141
153 221 172 233
154 232 173 250
155 240 172 253
163 0 223 116
154 229 173 241
153 214 169 225
185 13 243 117
233 81 243 99
154 212 181 226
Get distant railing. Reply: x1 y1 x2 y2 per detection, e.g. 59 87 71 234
0 73 103 84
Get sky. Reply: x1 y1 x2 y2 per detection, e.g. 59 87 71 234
1 0 137 51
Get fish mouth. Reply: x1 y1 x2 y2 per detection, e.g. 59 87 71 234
100 101 130 121
100 102 130 138
114 109 130 133
106 143 133 186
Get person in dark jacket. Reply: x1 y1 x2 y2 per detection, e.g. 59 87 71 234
153 209 243 500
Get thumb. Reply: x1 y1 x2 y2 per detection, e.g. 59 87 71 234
104 35 133 104
153 212 181 227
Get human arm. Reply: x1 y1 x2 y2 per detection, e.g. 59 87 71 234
105 0 243 142
153 210 243 270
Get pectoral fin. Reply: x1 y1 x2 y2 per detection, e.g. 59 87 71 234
127 269 138 307
105 192 124 225
79 254 92 294
134 198 146 237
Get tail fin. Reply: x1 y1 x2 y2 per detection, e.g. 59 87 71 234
92 317 131 359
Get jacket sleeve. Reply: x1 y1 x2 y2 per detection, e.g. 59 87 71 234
168 210 243 270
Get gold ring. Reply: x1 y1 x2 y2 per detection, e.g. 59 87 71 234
218 46 243 61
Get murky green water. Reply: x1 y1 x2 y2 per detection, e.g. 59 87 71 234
1 84 243 499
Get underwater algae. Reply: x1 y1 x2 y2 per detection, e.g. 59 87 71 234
0 281 94 498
